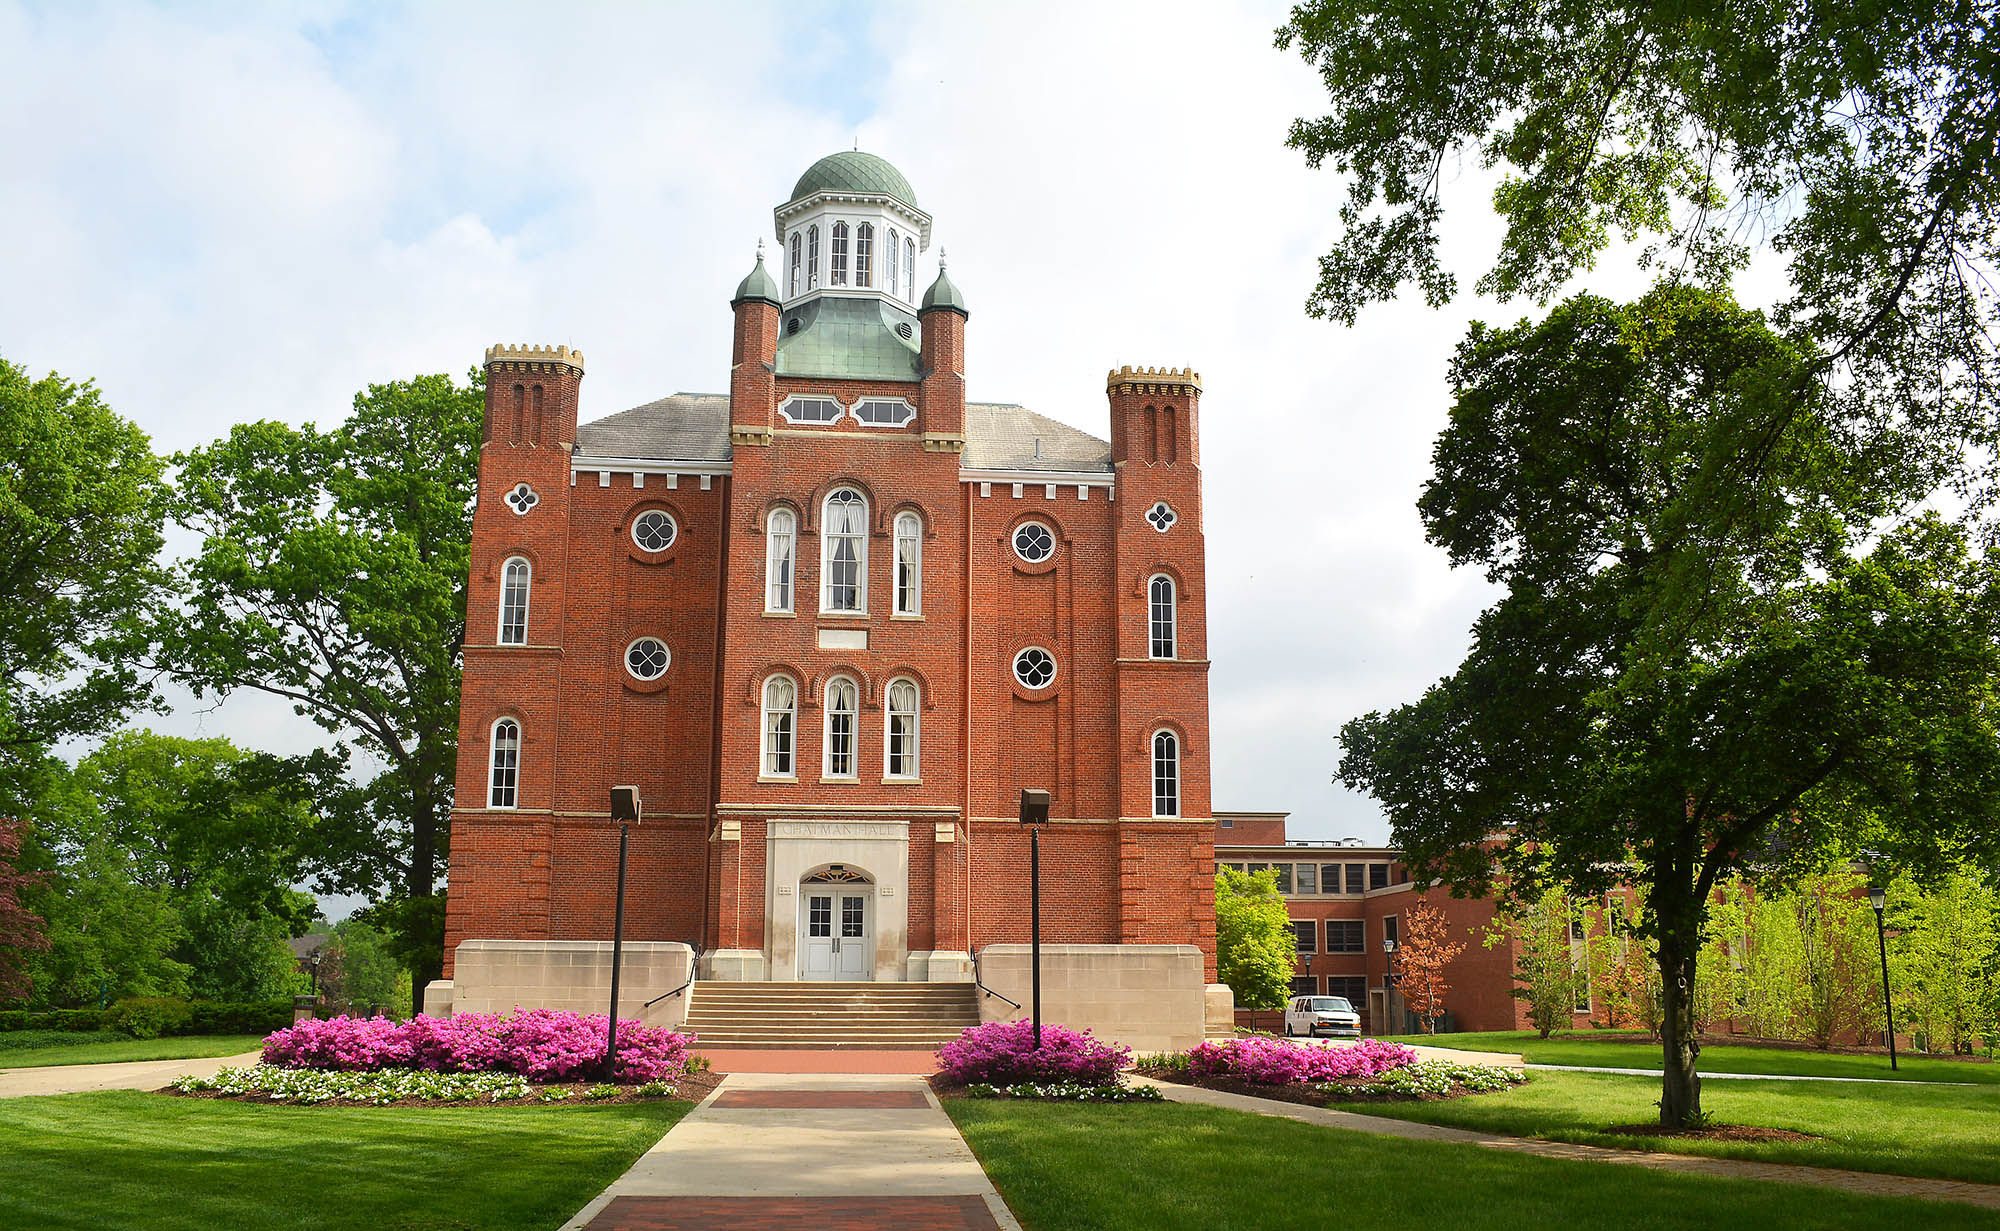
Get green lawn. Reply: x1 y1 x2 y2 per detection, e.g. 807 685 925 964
0 1090 683 1231
947 1098 1990 1229
1385 1029 1999 1083
0 1034 266 1068
1334 1068 2000 1185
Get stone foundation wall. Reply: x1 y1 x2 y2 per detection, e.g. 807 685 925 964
972 942 1205 1053
434 939 695 1029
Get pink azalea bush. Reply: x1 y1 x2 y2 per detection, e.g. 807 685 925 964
1186 1037 1416 1086
934 1019 1129 1086
261 1010 696 1083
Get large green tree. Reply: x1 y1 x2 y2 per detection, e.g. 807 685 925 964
1339 286 2000 1125
155 374 482 1000
1276 1 1999 480
1215 867 1298 1011
0 357 167 813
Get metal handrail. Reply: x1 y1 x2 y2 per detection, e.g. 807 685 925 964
972 946 1020 1011
645 942 701 1009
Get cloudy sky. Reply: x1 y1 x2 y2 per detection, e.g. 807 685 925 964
1 0 1670 842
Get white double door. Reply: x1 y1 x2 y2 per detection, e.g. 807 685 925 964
800 891 872 979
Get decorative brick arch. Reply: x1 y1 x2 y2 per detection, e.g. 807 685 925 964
1133 561 1194 597
745 663 809 707
481 544 546 581
803 476 883 532
809 663 876 707
880 666 940 711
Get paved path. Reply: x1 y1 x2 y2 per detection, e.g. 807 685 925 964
1528 1063 1983 1086
561 1072 1021 1230
1128 1075 2000 1211
0 1051 261 1099
698 1048 939 1074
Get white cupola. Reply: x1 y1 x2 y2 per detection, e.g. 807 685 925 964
773 151 933 308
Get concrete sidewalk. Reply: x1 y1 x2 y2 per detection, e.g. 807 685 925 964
1528 1062 1983 1085
560 1072 1021 1230
1128 1074 2000 1211
0 1051 262 1099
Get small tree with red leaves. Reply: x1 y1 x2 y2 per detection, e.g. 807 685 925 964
0 817 49 1003
1394 898 1465 1035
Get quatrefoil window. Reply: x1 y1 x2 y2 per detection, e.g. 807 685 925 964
505 483 539 516
1145 501 1177 532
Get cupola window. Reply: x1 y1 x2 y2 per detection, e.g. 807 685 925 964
831 222 849 287
903 237 915 300
788 232 802 297
807 226 820 290
855 223 873 288
886 228 900 297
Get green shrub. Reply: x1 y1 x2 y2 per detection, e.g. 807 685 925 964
0 1009 108 1032
180 1000 291 1036
0 1029 125 1051
105 997 194 1039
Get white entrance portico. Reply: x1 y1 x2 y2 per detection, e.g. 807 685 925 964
764 819 910 981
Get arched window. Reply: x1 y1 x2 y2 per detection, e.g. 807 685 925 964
886 678 919 779
489 719 520 809
824 676 859 778
1148 574 1176 659
894 512 922 616
822 488 867 612
886 228 900 297
1152 731 1180 818
498 557 530 645
855 223 873 287
830 222 849 286
789 232 802 297
763 676 797 777
903 237 915 300
807 225 820 290
766 508 795 613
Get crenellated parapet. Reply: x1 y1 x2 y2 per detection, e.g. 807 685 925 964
484 343 587 375
1106 366 1201 397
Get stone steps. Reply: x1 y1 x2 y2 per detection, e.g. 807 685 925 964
683 980 980 1049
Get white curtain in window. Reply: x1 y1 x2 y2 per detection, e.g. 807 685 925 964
823 489 866 611
887 679 919 778
767 509 795 612
763 677 796 776
825 677 858 777
894 512 921 615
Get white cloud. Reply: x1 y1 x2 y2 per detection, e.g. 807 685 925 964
2 0 1671 845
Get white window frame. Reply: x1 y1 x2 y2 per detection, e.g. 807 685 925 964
788 232 802 297
631 509 677 552
1152 729 1180 818
1012 521 1055 564
821 488 869 614
894 512 922 616
886 227 900 297
823 675 859 779
762 676 797 778
766 508 796 613
903 237 915 300
624 636 670 680
778 395 845 425
850 398 916 427
806 225 819 290
1148 574 1176 659
1012 646 1057 690
488 718 520 809
855 222 873 288
830 221 849 286
885 677 920 779
498 556 530 645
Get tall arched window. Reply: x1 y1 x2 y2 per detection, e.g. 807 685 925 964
886 678 919 779
830 222 849 286
886 227 900 297
489 719 520 809
788 232 802 297
1152 731 1180 818
824 676 859 778
498 557 530 645
766 508 795 613
807 225 820 290
822 488 867 612
855 223 873 287
763 676 796 777
894 512 922 616
903 237 915 300
1148 574 1176 659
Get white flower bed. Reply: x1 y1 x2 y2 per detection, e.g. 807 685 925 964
174 1065 545 1105
963 1080 1164 1102
1330 1059 1527 1097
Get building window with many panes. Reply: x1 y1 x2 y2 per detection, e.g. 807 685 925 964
824 677 859 778
822 489 867 612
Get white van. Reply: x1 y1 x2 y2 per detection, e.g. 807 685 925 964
1283 995 1361 1039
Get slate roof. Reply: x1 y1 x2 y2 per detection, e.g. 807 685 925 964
572 395 1112 475
790 151 918 209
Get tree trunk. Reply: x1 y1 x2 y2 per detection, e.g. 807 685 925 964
1656 936 1702 1127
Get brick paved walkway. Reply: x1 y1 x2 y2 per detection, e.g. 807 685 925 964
560 1073 1020 1231
1128 1075 2000 1211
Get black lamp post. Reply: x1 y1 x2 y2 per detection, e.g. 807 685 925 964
1019 788 1050 1048
1383 937 1398 1034
1867 882 1897 1071
605 786 641 1081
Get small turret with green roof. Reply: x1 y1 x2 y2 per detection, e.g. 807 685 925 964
732 240 782 307
921 250 967 317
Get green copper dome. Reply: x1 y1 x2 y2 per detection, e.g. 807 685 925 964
790 151 918 209
732 249 781 306
921 265 967 315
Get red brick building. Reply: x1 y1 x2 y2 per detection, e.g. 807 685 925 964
431 152 1220 1038
1217 813 1596 1035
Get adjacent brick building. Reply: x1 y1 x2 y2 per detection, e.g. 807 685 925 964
431 152 1221 1038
